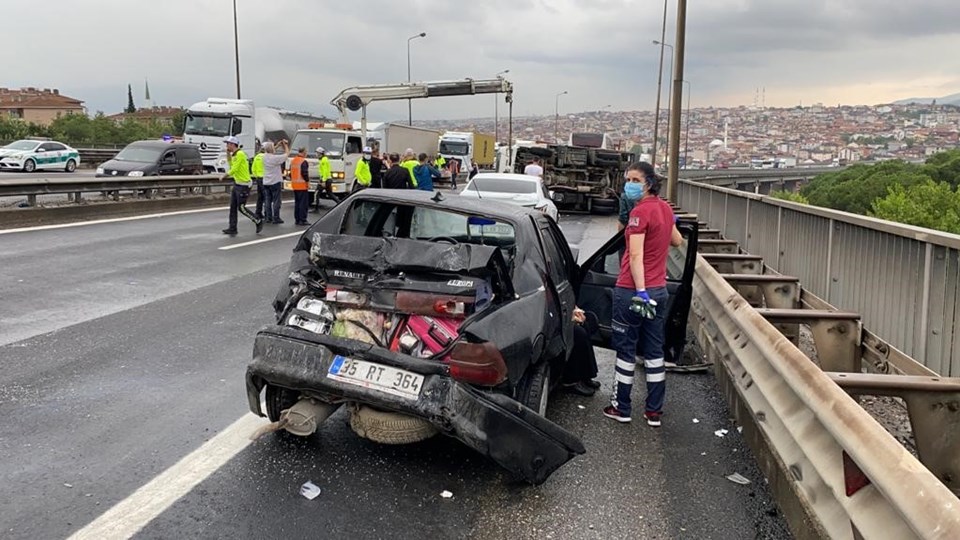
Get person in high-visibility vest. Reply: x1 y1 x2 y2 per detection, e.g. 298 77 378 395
251 147 265 221
400 148 419 188
289 147 310 226
313 147 333 211
434 153 446 169
352 146 373 193
221 136 263 235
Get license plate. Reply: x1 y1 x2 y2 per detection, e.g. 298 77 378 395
327 355 424 399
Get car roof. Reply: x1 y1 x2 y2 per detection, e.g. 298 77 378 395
127 140 195 149
351 189 539 221
470 172 540 184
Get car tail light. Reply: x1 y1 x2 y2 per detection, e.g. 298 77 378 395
445 342 508 386
434 300 466 316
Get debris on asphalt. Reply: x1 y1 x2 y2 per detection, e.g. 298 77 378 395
577 405 586 410
726 473 751 485
64 483 73 488
299 481 321 500
714 429 729 438
440 490 454 499
692 418 700 423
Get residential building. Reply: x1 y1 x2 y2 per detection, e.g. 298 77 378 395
0 87 85 126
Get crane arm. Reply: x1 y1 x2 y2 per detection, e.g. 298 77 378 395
331 78 513 123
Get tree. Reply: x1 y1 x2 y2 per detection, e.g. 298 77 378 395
770 190 809 204
871 180 960 234
125 84 136 114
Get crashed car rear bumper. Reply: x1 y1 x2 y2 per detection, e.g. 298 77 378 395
247 325 585 484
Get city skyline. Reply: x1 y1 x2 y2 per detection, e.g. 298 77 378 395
5 0 959 120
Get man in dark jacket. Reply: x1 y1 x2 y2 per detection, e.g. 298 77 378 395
383 153 412 189
369 149 385 188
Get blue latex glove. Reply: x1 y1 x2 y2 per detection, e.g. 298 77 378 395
674 214 680 224
630 289 657 319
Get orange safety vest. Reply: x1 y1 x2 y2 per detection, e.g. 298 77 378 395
290 156 308 190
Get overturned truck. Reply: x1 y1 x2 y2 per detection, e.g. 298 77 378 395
513 144 634 214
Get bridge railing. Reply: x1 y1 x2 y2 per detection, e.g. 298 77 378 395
680 179 960 377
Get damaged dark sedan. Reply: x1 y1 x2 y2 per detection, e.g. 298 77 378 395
246 190 699 484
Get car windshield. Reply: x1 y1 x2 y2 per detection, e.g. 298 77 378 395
467 177 537 194
4 141 39 151
439 141 469 156
343 200 516 249
291 132 345 159
183 114 233 137
114 145 163 163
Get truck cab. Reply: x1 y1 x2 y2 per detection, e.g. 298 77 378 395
183 98 256 173
439 132 473 173
290 124 364 196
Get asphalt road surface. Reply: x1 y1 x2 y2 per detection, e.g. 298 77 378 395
0 170 97 181
0 199 790 539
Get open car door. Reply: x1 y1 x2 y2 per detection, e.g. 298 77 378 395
574 221 699 364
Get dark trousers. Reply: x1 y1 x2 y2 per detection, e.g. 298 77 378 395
294 190 309 224
611 286 670 416
262 183 282 222
253 178 264 220
563 324 599 384
228 184 259 230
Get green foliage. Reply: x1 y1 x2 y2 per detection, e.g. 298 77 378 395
920 149 960 188
802 160 927 214
1 111 183 147
870 180 960 234
769 190 809 204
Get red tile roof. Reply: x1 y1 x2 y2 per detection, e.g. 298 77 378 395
0 87 84 109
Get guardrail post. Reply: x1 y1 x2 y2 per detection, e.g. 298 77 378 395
918 243 933 364
27 194 37 207
744 199 751 252
826 219 835 303
775 206 783 271
723 193 729 234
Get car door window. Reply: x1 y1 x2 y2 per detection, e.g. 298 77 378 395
539 224 569 287
46 143 66 151
36 145 48 152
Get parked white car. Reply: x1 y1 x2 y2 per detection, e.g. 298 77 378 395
458 173 560 222
0 139 80 172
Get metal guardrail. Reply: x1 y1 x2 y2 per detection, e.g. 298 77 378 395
682 249 960 539
679 166 839 180
679 179 960 378
0 174 231 206
77 148 119 165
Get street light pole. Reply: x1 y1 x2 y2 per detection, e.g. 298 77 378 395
666 0 687 203
651 0 668 166
495 69 509 144
654 40 674 166
683 80 691 169
232 0 241 99
406 32 426 125
555 91 568 144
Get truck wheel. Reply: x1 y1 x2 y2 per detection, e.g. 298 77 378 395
349 405 438 444
516 361 551 416
591 198 617 215
265 384 300 422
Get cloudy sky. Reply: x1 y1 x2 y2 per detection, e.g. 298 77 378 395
7 0 960 121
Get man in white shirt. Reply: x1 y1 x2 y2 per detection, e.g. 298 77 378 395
260 140 291 224
524 156 544 177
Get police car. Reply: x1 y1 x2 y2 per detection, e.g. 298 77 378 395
0 139 81 173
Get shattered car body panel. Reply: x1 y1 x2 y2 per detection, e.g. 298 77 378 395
250 190 586 483
247 326 584 484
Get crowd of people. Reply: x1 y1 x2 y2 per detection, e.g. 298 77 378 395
220 136 680 427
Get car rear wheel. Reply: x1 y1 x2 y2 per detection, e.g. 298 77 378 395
517 361 551 416
23 159 36 173
65 159 77 173
265 384 300 422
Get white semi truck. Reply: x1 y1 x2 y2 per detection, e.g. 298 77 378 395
183 98 325 172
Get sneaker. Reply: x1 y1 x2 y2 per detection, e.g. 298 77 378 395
561 381 596 397
255 219 264 234
273 219 285 224
644 412 662 427
221 228 238 235
602 405 631 423
585 379 601 389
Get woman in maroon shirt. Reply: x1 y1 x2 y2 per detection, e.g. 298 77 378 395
602 163 683 426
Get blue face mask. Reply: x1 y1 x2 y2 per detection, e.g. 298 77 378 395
623 182 644 200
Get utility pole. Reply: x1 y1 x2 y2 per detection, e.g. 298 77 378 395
666 0 686 203
407 32 427 125
651 0 668 166
232 0 241 99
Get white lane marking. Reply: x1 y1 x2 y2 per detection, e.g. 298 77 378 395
218 231 303 251
68 413 264 540
0 206 228 235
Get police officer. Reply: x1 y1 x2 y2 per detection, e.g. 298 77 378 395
353 146 373 193
313 147 333 211
221 136 263 235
